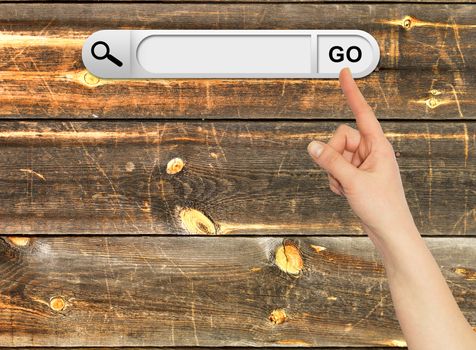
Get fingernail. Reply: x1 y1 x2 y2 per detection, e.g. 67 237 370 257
307 141 324 158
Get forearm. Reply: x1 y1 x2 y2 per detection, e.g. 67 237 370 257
310 67 476 349
371 224 476 350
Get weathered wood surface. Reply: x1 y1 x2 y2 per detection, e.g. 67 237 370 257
0 0 476 5
0 121 473 236
0 4 474 119
0 348 406 350
0 70 474 120
2 3 474 70
0 236 474 347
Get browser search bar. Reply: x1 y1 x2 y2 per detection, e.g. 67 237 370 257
138 35 312 74
82 30 380 79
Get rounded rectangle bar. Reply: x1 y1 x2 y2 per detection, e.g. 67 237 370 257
138 35 312 75
82 30 380 79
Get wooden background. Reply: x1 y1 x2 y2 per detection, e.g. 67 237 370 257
0 0 475 349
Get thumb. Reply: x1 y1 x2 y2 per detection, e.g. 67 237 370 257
307 141 357 185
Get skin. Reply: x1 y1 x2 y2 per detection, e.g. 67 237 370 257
307 67 476 350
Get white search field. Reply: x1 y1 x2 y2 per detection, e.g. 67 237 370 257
82 30 379 78
137 35 312 74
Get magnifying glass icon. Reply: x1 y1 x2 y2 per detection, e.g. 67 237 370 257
91 41 123 67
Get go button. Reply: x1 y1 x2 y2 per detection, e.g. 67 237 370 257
82 30 380 79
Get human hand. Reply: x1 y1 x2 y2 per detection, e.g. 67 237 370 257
307 68 417 243
307 70 476 350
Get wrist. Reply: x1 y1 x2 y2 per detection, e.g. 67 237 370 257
367 219 422 263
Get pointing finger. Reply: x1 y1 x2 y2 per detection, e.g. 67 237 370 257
339 67 384 138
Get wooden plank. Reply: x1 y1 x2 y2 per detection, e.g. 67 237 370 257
0 0 476 5
0 348 405 350
0 236 474 347
0 70 474 120
0 348 406 350
2 3 474 71
0 121 473 236
0 4 474 119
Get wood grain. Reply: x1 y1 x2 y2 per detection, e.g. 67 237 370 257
0 235 474 347
1 2 474 69
0 4 474 119
0 0 476 5
0 348 405 350
0 70 474 120
0 121 473 236
0 348 409 350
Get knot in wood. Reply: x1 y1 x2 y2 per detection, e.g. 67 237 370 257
426 97 439 109
454 267 476 280
269 308 287 325
7 236 31 247
49 296 66 311
125 161 135 172
178 207 216 235
83 72 100 86
402 16 413 30
275 241 303 276
166 157 185 175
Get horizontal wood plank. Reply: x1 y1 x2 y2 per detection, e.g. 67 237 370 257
0 348 406 350
0 121 473 236
0 236 474 347
1 3 473 71
0 348 405 350
1 0 474 3
0 70 474 120
0 4 474 119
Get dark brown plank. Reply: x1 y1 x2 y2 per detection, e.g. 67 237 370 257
0 4 475 119
0 348 405 350
2 3 474 70
0 348 406 350
0 236 474 347
0 70 473 120
0 0 476 5
0 121 473 236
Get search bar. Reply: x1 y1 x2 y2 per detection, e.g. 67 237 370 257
138 35 312 74
82 30 380 79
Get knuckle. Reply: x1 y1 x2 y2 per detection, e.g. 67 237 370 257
342 173 358 190
327 149 340 164
329 178 338 188
330 184 341 196
320 148 339 165
336 124 352 135
336 124 347 133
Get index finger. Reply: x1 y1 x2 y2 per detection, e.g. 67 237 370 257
339 67 384 138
